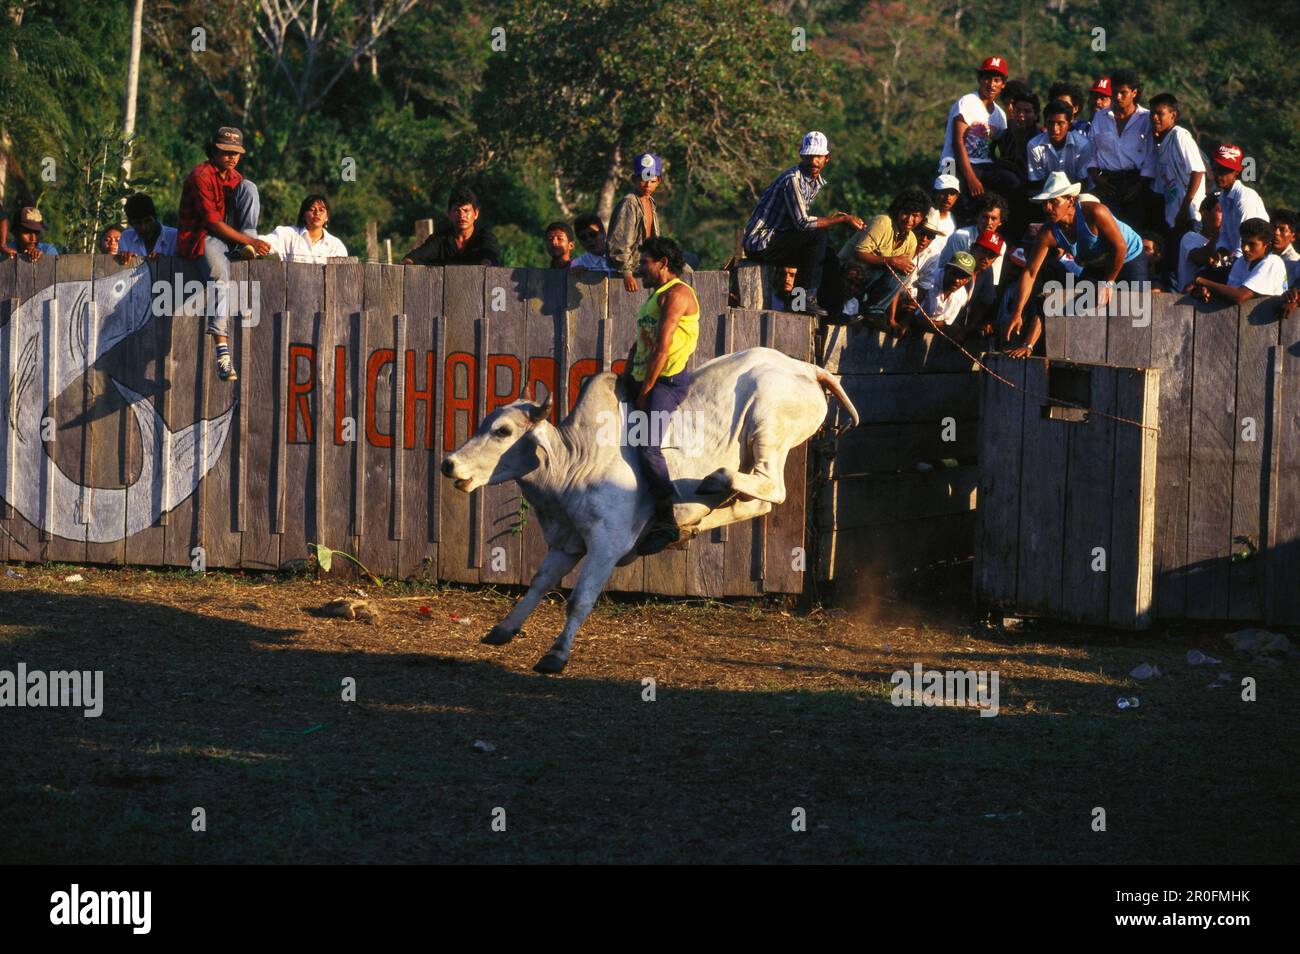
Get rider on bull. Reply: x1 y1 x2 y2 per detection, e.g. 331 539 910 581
622 235 700 555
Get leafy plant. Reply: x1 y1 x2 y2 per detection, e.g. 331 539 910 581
307 542 382 585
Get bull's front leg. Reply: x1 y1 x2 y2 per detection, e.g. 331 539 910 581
482 548 580 646
533 535 626 675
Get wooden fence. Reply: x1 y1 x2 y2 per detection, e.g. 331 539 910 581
0 256 813 596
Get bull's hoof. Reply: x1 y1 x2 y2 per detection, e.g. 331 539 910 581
482 624 519 645
696 470 731 496
533 652 568 674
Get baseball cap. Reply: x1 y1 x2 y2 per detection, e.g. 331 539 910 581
213 126 246 154
1009 246 1028 268
17 206 44 232
979 56 1008 77
800 131 829 156
1091 77 1112 96
633 152 663 179
974 229 1006 257
948 251 977 277
1213 144 1244 172
933 174 961 193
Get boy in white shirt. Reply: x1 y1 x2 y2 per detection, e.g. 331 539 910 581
1187 218 1288 303
906 210 950 298
1177 193 1222 292
930 175 960 236
261 194 348 263
912 252 977 339
1027 99 1093 191
1088 69 1156 231
1148 93 1206 235
939 56 1014 217
1271 210 1300 286
117 192 179 261
569 213 613 273
1209 144 1268 259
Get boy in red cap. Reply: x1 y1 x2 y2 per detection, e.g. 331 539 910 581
1209 144 1268 260
939 56 1017 219
1088 77 1112 128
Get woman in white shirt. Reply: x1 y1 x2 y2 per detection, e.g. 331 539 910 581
262 194 348 263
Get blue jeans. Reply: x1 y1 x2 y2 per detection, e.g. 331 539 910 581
636 369 692 501
199 179 261 336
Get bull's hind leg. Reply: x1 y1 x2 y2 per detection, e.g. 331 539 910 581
696 430 791 504
534 538 623 674
483 548 580 645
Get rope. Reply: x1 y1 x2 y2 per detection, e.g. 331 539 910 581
867 261 1161 433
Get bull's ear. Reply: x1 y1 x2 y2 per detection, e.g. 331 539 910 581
528 392 553 425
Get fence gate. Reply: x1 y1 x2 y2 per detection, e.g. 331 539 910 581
974 356 1160 629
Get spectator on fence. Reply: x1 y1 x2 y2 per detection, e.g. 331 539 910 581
837 185 929 333
1177 192 1223 293
768 265 801 311
1086 77 1113 130
5 206 59 262
401 186 500 267
906 209 951 298
906 252 978 341
939 56 1015 217
1048 80 1088 133
622 236 699 555
742 132 863 317
1186 217 1288 303
544 221 574 269
1141 232 1167 289
569 213 612 275
992 81 1039 238
99 224 123 256
1204 145 1268 267
1088 69 1156 232
608 153 663 291
177 126 267 383
1272 209 1300 286
941 192 1009 321
118 192 179 263
1027 99 1093 193
1006 172 1146 341
258 194 348 264
1149 93 1207 258
930 174 960 236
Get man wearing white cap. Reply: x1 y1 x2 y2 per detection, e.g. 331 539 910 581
930 175 960 237
742 131 863 316
1005 171 1146 344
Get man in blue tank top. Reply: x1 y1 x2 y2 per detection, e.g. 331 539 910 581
1004 171 1147 346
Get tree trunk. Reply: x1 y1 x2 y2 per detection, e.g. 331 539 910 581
122 0 145 183
596 143 622 227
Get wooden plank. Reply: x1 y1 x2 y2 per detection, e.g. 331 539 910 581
1066 308 1108 364
237 259 285 569
398 264 442 580
973 355 1026 606
5 259 46 563
1148 294 1194 618
684 271 728 597
1185 302 1238 619
46 254 91 564
1108 367 1160 629
763 309 814 594
161 258 206 570
1015 359 1069 615
437 265 482 584
84 254 134 566
358 264 403 579
1058 365 1116 624
735 261 764 310
279 262 324 572
602 276 645 593
200 259 245 569
123 257 170 567
1269 300 1300 624
1105 302 1153 370
838 372 982 424
1228 299 1278 620
821 324 930 375
1042 312 1069 360
320 262 365 578
819 466 979 530
819 511 977 583
719 308 763 597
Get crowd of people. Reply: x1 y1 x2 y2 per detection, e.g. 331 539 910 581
743 59 1298 357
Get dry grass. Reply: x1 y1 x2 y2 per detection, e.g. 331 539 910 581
1 561 1297 863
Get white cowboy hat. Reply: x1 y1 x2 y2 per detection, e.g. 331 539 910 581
1030 170 1082 202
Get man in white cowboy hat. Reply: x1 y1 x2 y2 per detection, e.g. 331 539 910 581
743 130 864 317
905 208 953 297
1005 170 1146 344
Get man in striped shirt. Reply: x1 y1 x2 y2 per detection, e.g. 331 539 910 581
742 131 863 317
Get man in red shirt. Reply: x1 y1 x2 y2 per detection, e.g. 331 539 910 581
177 126 268 381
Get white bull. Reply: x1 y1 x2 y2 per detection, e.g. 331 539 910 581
441 346 859 673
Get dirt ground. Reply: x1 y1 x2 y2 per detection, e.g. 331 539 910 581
1 560 1297 864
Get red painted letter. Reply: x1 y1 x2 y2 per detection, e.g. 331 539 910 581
444 351 476 451
287 344 315 444
405 349 436 449
366 348 395 447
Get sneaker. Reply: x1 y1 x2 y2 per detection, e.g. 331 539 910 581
216 353 239 382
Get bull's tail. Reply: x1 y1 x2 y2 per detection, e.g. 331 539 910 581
815 367 859 428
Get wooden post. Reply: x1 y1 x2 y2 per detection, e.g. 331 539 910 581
365 221 379 263
414 218 435 245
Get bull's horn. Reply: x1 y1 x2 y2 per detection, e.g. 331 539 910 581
529 392 553 423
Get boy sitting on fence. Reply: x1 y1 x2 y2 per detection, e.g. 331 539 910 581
1186 217 1288 304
